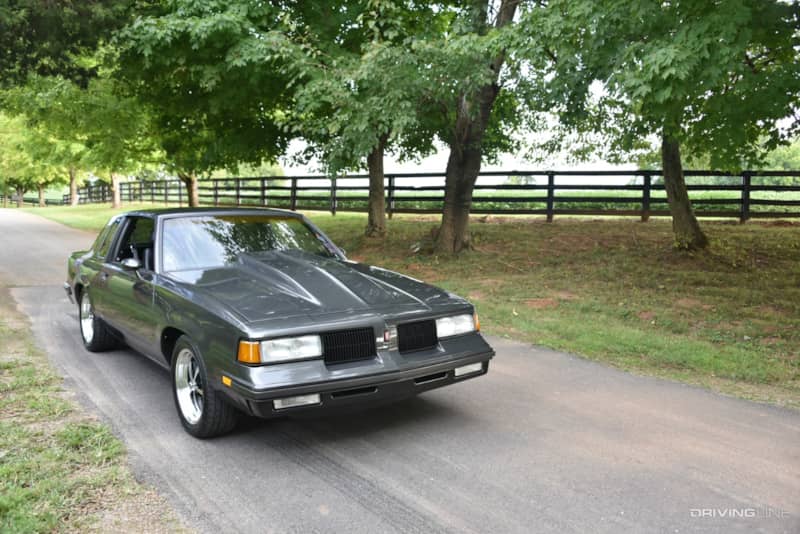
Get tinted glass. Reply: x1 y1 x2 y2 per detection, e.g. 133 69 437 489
95 218 121 259
128 217 154 245
161 215 334 272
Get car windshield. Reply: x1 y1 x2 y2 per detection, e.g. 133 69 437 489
161 215 335 272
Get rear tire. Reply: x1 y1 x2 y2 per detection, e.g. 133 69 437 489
78 290 117 352
171 336 237 438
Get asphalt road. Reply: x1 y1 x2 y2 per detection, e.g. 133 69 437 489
1 209 798 534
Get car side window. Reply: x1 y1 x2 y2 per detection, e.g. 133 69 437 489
111 216 155 271
94 219 122 260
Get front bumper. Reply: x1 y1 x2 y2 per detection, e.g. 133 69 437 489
222 350 493 418
63 282 74 304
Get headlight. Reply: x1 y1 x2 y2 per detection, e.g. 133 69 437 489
435 314 476 339
261 335 323 363
238 335 323 364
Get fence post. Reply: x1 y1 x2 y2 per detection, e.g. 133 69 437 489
740 171 751 223
178 180 183 206
546 173 555 222
260 178 266 206
235 179 241 206
330 177 337 216
290 178 298 211
213 179 219 206
387 175 395 219
641 174 651 222
150 182 154 203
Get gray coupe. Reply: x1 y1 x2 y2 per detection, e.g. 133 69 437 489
65 208 494 437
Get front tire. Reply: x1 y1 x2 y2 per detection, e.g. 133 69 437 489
78 290 116 352
171 336 237 438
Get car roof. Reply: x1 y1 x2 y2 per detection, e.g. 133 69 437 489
119 207 304 220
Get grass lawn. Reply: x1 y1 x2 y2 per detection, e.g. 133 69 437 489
0 285 183 531
20 204 800 408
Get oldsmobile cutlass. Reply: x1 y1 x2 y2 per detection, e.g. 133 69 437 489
65 208 494 438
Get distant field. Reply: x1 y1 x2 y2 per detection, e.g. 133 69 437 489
22 205 800 409
195 187 800 216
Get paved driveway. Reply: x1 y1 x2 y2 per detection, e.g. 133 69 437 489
1 209 798 533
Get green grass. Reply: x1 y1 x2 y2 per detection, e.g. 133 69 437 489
0 289 182 532
20 205 800 408
20 203 173 231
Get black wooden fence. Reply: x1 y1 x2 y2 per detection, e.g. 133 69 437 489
59 169 800 222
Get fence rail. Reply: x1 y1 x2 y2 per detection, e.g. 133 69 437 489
56 169 800 222
0 194 66 207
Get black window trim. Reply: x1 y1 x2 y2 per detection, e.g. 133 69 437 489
97 216 124 262
107 214 156 269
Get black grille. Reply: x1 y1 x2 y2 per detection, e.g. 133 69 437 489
397 319 438 353
321 327 376 365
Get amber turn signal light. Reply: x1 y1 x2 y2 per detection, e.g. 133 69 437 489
237 341 261 364
474 312 480 332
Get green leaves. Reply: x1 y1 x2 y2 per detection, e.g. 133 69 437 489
114 0 295 175
530 0 800 170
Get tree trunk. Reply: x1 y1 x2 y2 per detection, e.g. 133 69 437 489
69 167 78 206
661 135 708 250
2 184 8 208
434 0 518 253
111 172 122 209
38 184 45 207
178 172 199 207
16 186 25 208
437 133 486 252
365 135 388 238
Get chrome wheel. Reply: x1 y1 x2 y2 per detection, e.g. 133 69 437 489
175 348 204 425
80 294 94 344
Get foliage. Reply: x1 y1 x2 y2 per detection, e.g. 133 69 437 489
3 75 159 179
210 161 285 179
0 113 68 195
115 0 296 176
759 138 800 184
0 0 131 88
282 0 525 173
527 0 800 170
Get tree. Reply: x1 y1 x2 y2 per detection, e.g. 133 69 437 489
761 138 800 184
529 0 800 249
3 75 158 208
115 0 297 206
284 1 447 238
0 113 67 207
431 0 521 253
292 0 525 247
0 0 131 88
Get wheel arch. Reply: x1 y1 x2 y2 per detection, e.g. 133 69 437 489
74 282 84 302
161 327 186 365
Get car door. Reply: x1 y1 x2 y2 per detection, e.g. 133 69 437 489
95 215 158 354
81 215 123 305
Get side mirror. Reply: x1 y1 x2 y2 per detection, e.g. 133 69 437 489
121 258 141 270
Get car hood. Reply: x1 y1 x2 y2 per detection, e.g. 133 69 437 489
167 251 466 326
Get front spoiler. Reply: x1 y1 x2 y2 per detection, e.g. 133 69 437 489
222 350 493 418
